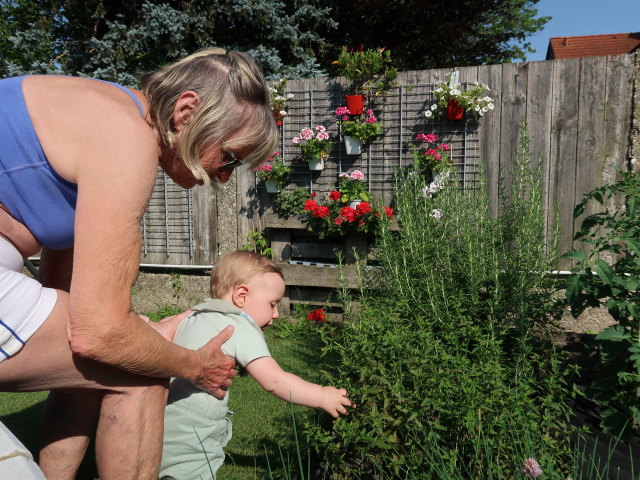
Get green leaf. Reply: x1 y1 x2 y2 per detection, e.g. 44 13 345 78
561 250 587 262
592 259 615 285
565 273 587 305
595 325 630 342
600 407 630 438
626 237 640 256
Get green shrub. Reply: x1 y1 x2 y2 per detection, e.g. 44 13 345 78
309 122 575 479
563 167 640 438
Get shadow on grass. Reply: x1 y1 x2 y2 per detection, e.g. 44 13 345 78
0 396 98 480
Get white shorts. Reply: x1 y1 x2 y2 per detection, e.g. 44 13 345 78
0 236 57 361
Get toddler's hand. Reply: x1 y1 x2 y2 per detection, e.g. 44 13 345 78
321 386 354 418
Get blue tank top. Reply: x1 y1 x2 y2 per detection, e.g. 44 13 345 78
0 76 144 250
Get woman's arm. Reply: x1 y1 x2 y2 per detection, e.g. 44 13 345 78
245 356 351 418
64 111 234 396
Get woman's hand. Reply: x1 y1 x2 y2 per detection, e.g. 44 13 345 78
194 325 237 399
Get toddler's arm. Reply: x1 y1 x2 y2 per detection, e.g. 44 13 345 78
245 356 352 418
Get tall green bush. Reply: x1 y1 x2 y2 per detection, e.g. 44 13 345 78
563 167 640 438
309 122 575 478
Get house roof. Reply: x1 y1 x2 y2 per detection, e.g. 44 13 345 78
546 32 640 60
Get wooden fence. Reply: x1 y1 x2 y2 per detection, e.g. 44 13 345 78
140 54 637 279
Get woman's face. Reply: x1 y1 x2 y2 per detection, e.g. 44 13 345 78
161 139 254 188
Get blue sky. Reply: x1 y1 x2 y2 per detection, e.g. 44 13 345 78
525 0 640 61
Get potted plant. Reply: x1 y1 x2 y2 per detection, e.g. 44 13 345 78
335 106 382 155
425 74 494 121
409 133 453 182
254 151 292 193
269 77 293 126
302 191 394 239
293 125 332 171
337 170 371 207
333 46 398 114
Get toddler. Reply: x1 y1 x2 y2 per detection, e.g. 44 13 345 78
159 250 351 479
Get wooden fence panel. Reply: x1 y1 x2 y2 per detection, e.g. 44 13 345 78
548 58 581 270
136 55 635 272
478 63 504 217
574 56 608 259
526 61 554 237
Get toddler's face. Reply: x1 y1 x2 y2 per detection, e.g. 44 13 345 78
242 272 286 330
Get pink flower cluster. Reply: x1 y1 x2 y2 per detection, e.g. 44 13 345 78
253 151 280 173
334 106 378 124
522 458 543 478
335 106 351 121
293 125 329 144
364 108 377 123
339 170 365 181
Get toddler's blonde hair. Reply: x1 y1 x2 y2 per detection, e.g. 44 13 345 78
210 251 284 299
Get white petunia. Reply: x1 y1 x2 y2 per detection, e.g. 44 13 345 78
424 110 433 118
431 103 438 111
429 209 442 219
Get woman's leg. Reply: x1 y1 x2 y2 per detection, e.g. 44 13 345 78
39 390 101 480
0 291 169 480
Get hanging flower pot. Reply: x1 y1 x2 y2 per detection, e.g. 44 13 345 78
265 180 281 193
348 199 363 209
345 95 364 115
308 157 325 171
446 98 465 120
343 136 362 155
273 110 285 126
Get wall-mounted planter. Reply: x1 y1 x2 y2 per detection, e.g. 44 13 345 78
265 180 281 193
344 136 362 155
345 95 364 115
308 158 325 171
446 98 465 120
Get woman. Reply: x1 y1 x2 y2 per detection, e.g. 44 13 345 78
0 48 277 479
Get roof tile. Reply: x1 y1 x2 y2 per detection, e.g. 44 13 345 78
547 32 640 59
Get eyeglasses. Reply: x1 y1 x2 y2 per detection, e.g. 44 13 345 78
220 145 245 170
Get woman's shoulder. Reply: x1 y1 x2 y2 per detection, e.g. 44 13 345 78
23 75 158 183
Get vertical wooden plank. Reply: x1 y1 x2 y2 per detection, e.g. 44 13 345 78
236 165 257 252
548 58 581 270
526 60 554 242
600 53 636 264
499 62 529 203
191 184 218 265
477 63 503 218
574 56 607 261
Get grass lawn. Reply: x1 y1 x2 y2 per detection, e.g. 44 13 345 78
0 323 330 479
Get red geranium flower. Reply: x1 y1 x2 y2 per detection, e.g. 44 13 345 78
355 201 371 216
307 308 326 322
384 206 394 218
328 190 342 201
312 205 330 218
340 206 358 222
334 217 344 225
304 199 318 211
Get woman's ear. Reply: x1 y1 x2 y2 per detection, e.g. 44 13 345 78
232 284 249 308
173 91 200 132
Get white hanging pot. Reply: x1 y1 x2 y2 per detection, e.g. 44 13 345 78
348 199 362 209
344 136 362 155
308 157 325 171
265 179 280 193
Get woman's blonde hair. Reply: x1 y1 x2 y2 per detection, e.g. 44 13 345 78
210 250 284 299
141 48 278 185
